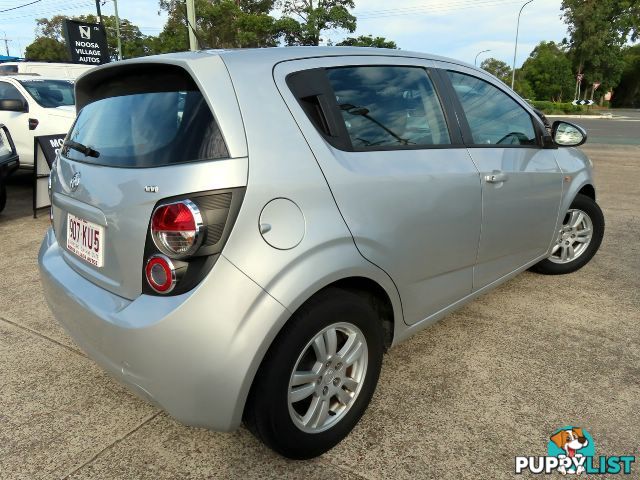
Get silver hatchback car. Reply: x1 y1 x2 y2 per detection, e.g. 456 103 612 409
39 47 604 459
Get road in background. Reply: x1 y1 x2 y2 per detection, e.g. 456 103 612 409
550 109 640 145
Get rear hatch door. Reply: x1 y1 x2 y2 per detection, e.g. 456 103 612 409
50 58 247 300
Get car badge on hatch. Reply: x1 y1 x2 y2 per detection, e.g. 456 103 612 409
69 172 81 192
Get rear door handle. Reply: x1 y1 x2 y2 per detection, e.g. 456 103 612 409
484 171 509 183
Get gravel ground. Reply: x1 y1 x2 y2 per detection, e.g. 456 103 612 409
1 144 638 479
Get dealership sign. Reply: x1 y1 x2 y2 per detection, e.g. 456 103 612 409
63 20 110 65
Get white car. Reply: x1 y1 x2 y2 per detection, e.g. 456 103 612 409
0 62 94 79
0 75 76 168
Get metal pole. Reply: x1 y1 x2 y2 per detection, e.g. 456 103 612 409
95 0 102 23
113 0 122 60
511 0 534 90
186 0 197 51
2 33 11 56
474 49 491 66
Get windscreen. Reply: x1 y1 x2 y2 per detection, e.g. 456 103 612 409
18 79 75 107
62 89 228 168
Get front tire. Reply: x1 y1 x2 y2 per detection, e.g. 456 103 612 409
244 288 384 459
531 193 604 275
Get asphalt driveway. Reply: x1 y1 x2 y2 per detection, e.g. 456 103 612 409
1 143 639 479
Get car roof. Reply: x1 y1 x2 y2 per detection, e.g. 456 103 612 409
84 46 477 74
216 46 471 66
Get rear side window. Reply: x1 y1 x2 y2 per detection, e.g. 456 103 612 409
326 66 450 149
0 81 24 101
447 71 537 146
63 68 228 168
0 65 18 74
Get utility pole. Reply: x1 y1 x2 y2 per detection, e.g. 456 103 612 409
95 0 103 24
2 32 12 57
113 0 122 60
186 0 198 51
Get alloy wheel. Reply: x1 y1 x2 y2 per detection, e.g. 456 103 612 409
287 322 368 433
549 208 593 264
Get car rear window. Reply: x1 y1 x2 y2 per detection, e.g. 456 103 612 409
63 68 228 168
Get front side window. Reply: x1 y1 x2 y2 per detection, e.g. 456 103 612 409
326 66 450 149
448 71 537 146
18 79 75 108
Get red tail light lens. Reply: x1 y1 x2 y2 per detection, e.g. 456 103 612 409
145 254 176 293
151 200 203 258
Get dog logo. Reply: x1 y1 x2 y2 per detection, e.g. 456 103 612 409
79 26 91 39
548 427 592 475
516 426 635 475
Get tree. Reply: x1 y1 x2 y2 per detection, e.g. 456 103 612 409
154 0 284 51
25 37 68 62
561 0 640 97
480 57 512 84
24 14 150 61
280 0 356 46
520 41 574 101
336 35 397 48
514 78 535 100
611 44 640 107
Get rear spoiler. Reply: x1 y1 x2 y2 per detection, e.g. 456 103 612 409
75 63 198 110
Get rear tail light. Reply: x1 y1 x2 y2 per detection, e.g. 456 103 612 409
143 188 244 296
151 200 203 259
145 254 177 293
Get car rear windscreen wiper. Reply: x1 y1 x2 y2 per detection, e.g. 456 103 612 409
64 140 100 158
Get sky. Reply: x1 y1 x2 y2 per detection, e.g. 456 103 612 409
0 0 569 68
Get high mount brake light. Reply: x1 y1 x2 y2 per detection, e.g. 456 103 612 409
145 254 176 293
151 200 204 258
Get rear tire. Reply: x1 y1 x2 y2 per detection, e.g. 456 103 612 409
530 194 604 275
244 287 384 459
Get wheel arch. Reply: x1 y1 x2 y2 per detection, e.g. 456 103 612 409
578 183 596 201
316 276 395 350
240 273 400 424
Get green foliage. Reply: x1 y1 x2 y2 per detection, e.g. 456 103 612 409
280 0 356 46
514 78 535 100
480 57 512 84
336 35 397 48
611 44 640 107
560 0 638 94
154 0 284 51
520 41 574 102
529 100 586 114
24 14 150 60
24 37 68 62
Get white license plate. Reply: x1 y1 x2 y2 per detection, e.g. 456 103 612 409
66 213 105 268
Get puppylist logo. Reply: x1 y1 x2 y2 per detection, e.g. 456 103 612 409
515 426 635 475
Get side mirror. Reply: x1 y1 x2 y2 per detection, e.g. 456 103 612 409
0 99 28 113
552 121 587 147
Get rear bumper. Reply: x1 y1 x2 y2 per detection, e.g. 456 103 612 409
38 228 288 431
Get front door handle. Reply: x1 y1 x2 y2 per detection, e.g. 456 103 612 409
484 171 509 183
